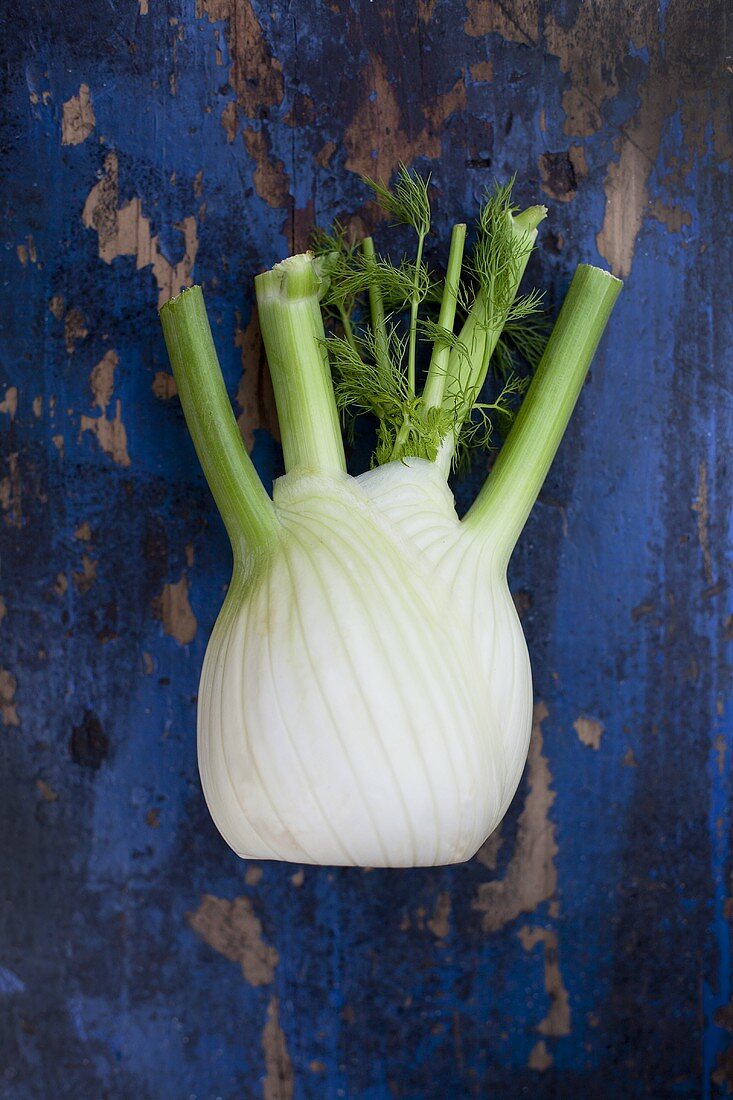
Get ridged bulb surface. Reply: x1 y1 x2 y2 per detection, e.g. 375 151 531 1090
198 460 532 866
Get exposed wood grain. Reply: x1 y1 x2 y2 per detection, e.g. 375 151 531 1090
0 1 731 1096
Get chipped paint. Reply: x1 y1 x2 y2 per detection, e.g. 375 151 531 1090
592 2 730 275
61 84 95 146
187 894 279 986
245 864 263 886
196 0 287 205
714 734 726 778
474 826 503 870
235 307 280 452
36 779 58 802
528 1039 552 1071
221 100 237 143
48 295 64 320
79 350 130 467
16 237 37 267
692 459 713 585
315 140 336 169
82 152 198 307
649 199 692 234
0 387 18 419
151 371 177 399
416 0 437 22
1 2 731 1094
156 573 197 646
72 554 97 594
89 351 118 412
465 0 538 46
427 892 451 938
519 926 572 1037
596 132 655 279
242 129 289 209
344 56 465 182
573 715 604 750
470 60 494 83
262 997 294 1100
473 702 557 931
468 0 733 276
0 454 22 528
0 669 19 727
64 309 88 355
544 5 625 137
196 0 283 118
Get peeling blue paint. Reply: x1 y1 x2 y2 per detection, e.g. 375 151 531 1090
0 1 731 1097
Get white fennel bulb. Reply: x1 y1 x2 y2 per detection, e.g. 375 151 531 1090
160 172 621 866
200 462 529 865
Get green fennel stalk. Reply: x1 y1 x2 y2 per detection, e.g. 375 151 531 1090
160 168 621 565
159 287 278 557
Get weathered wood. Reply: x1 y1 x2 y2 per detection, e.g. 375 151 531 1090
0 1 731 1095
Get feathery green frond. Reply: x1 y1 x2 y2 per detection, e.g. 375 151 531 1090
454 371 529 469
507 288 545 323
311 224 364 359
325 324 454 467
315 172 546 470
364 163 431 236
491 336 516 378
332 252 434 312
471 181 535 320
502 313 550 371
418 317 471 368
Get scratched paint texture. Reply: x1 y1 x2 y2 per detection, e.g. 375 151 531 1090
0 1 731 1096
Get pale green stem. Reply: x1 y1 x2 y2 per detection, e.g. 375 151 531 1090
159 286 280 557
442 205 547 448
389 413 412 461
421 222 467 412
255 254 346 474
407 231 426 396
339 307 358 357
362 236 390 375
464 264 622 565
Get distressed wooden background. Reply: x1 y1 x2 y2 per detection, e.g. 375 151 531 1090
1 1 732 1097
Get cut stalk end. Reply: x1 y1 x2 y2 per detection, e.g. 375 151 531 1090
513 205 547 235
255 252 321 302
255 253 346 475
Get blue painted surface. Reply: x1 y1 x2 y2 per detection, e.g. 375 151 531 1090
1 1 731 1096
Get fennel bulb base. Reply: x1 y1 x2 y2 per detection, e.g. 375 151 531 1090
197 462 533 868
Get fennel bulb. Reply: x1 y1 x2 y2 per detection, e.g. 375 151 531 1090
160 172 621 866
